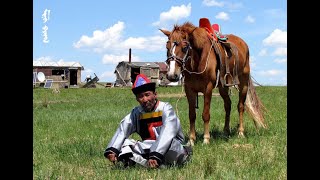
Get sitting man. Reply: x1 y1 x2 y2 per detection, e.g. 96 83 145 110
104 74 192 168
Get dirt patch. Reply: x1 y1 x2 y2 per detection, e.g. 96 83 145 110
232 144 254 149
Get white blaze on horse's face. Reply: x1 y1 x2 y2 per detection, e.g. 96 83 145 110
168 44 177 76
168 60 176 76
166 42 181 82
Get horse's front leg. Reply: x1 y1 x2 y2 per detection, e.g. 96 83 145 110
185 88 197 146
203 86 213 144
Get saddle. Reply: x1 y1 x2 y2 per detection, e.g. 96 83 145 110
199 18 239 87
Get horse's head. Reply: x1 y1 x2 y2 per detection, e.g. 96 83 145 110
160 23 195 82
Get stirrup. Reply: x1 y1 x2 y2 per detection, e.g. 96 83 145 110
224 73 235 86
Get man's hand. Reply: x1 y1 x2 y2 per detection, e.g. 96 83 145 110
106 152 117 163
147 159 159 168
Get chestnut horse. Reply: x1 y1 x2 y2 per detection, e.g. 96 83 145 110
160 21 267 146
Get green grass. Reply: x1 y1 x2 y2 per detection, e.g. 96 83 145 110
33 86 287 179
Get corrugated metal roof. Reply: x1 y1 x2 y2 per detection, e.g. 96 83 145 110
128 62 159 68
33 61 84 69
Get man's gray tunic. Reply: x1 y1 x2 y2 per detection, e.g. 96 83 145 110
104 101 187 166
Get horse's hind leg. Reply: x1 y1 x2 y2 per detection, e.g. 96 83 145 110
185 88 197 146
237 75 250 137
218 86 231 136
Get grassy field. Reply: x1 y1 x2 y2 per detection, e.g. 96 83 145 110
33 85 287 179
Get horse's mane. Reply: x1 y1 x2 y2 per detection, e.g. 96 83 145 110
173 21 195 31
172 21 211 52
172 22 196 40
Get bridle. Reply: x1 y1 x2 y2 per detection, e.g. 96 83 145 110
165 28 212 75
163 26 221 97
165 39 192 70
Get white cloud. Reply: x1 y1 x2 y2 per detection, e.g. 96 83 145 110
245 15 255 23
34 56 54 61
263 29 287 47
34 57 78 64
123 37 147 49
102 54 142 65
202 0 224 7
56 59 65 64
259 30 287 60
153 3 191 27
122 35 167 51
147 36 169 51
258 69 283 76
272 47 287 56
274 58 287 64
74 22 167 54
202 0 242 11
215 12 229 21
121 36 167 52
73 21 125 51
258 49 267 56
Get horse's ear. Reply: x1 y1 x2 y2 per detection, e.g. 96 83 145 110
159 29 171 37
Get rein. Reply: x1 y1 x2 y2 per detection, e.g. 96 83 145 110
181 38 220 89
182 39 213 75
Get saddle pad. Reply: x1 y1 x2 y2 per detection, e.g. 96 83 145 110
212 24 227 41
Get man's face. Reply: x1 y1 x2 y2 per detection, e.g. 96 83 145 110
136 91 157 112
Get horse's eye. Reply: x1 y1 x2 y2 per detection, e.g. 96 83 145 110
182 45 189 53
181 41 189 53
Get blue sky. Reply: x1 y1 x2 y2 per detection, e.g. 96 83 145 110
33 0 287 86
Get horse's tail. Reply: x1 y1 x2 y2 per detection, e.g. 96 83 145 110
245 77 267 129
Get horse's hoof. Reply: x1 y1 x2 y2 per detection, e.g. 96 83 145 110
203 138 210 144
187 140 195 146
224 129 231 136
238 132 245 138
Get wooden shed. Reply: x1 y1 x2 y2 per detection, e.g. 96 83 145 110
154 62 172 86
114 61 160 87
33 61 84 88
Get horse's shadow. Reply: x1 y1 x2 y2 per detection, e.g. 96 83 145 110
185 125 242 144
